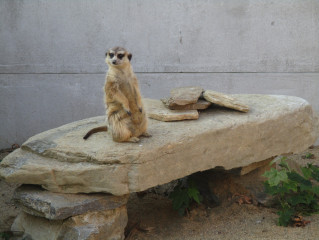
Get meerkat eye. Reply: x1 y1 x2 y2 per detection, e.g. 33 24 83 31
117 54 124 60
109 53 114 58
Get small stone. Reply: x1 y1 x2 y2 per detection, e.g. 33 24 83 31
145 98 199 122
166 86 204 108
203 90 249 112
162 98 211 110
13 185 129 220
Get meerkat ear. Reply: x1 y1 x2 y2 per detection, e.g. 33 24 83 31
128 53 132 61
105 52 108 57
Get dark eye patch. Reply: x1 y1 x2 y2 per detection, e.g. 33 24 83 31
109 53 114 58
117 54 124 60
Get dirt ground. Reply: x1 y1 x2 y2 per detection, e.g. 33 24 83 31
1 146 319 240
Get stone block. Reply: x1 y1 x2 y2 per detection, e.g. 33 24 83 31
0 95 318 195
13 185 129 220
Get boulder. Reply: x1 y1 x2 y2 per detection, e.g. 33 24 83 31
0 95 318 196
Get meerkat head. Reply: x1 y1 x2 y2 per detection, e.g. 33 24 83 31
105 47 132 68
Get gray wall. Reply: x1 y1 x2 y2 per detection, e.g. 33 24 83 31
1 0 318 148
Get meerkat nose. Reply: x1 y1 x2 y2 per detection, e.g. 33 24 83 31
112 60 116 64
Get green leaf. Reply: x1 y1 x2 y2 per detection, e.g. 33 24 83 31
287 193 313 206
309 165 319 182
288 171 311 187
305 153 314 159
277 208 294 227
312 186 319 195
170 179 203 216
263 168 288 186
282 181 298 192
278 159 289 170
301 166 313 180
170 188 189 210
188 187 201 204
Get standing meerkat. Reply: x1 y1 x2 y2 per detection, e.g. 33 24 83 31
83 47 150 142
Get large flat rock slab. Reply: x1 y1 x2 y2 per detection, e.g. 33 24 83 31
1 95 318 196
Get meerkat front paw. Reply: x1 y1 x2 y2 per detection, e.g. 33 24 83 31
125 109 132 116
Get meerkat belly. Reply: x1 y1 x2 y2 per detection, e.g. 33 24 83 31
120 83 139 113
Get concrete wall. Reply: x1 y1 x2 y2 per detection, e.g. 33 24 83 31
1 0 318 148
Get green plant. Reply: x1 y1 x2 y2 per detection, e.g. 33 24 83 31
0 232 12 240
169 178 202 216
303 153 315 159
263 157 319 226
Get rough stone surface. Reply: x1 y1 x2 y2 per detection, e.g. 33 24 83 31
161 98 212 110
239 158 274 176
11 206 127 240
166 86 204 108
0 95 318 196
13 185 129 220
145 98 199 121
203 90 250 112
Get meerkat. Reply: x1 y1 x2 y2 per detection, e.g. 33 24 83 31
83 47 150 143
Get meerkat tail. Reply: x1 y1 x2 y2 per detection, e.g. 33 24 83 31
83 126 108 140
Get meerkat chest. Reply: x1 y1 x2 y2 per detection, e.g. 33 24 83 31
119 78 135 97
117 73 136 95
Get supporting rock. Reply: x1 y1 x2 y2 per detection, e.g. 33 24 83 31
12 207 128 240
13 185 129 220
11 185 129 240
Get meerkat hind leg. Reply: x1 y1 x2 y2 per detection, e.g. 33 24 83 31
109 115 133 143
128 137 140 143
141 132 152 138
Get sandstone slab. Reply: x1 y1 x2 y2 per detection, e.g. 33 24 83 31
13 185 129 220
166 86 203 108
145 98 199 121
161 98 212 110
203 90 250 112
12 206 127 240
0 95 318 195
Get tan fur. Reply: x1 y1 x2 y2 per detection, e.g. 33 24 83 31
84 47 150 143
